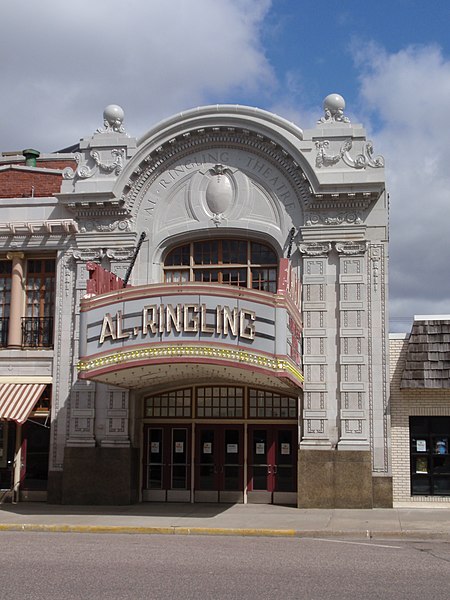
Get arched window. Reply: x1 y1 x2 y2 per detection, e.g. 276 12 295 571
164 239 278 293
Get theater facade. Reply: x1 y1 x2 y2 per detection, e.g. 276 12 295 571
0 95 392 507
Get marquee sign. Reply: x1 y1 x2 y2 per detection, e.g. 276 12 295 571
77 261 303 388
99 303 256 344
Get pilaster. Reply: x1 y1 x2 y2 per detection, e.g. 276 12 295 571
336 241 369 449
299 242 334 447
98 385 130 448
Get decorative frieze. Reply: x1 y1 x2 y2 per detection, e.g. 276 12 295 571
78 219 132 233
305 212 362 226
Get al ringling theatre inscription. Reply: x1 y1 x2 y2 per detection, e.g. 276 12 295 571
99 303 256 344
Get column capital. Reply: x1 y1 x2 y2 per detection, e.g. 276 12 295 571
6 251 25 261
298 242 332 257
335 241 368 255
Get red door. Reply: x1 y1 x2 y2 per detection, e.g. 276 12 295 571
144 425 191 501
195 425 244 502
248 425 297 503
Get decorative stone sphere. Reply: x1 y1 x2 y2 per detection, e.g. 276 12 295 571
103 104 125 127
323 93 345 115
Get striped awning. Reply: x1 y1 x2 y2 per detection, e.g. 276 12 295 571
0 383 46 424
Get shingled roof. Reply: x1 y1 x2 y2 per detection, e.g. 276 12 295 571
401 317 450 389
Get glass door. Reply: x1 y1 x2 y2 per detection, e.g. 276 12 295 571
143 425 191 502
195 425 243 503
248 425 297 504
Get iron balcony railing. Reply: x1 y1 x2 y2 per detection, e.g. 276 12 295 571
21 317 54 348
0 317 8 347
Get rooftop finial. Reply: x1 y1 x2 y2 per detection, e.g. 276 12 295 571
318 93 350 124
97 104 126 134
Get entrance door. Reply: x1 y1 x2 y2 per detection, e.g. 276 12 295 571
195 425 244 503
143 425 191 501
248 425 297 504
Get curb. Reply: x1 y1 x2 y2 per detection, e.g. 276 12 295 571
0 524 297 537
0 523 449 540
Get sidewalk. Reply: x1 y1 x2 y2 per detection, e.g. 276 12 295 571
1 502 450 540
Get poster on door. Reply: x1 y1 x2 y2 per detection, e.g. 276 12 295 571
281 443 290 455
175 441 184 454
416 440 426 452
151 442 160 454
227 444 238 454
203 442 212 454
255 442 265 455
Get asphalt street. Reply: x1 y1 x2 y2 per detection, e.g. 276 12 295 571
1 532 449 599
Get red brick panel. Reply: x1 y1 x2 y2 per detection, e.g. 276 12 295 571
0 170 63 198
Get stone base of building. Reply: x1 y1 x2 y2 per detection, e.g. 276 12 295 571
297 450 392 508
61 447 139 505
372 475 393 508
47 471 63 504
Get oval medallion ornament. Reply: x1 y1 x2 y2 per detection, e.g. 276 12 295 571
205 165 233 216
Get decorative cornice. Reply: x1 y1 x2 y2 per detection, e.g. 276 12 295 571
304 191 378 210
0 219 78 236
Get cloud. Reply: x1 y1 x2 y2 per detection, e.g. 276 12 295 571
0 0 274 152
353 43 450 329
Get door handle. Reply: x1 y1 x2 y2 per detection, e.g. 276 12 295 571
267 465 272 474
273 465 278 474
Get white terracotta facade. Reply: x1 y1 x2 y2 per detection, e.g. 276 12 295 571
0 97 392 507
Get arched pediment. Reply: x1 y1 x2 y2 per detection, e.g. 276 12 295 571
114 105 315 217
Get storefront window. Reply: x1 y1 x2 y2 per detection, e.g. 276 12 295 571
164 240 278 293
410 416 450 496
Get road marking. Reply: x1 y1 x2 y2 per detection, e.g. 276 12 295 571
308 538 402 549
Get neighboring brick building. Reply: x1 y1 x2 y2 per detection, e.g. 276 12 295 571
390 317 450 505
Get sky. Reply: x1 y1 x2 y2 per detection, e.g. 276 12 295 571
1 0 450 332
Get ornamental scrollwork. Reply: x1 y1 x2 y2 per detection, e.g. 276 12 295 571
315 139 384 170
62 149 125 180
317 107 350 124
